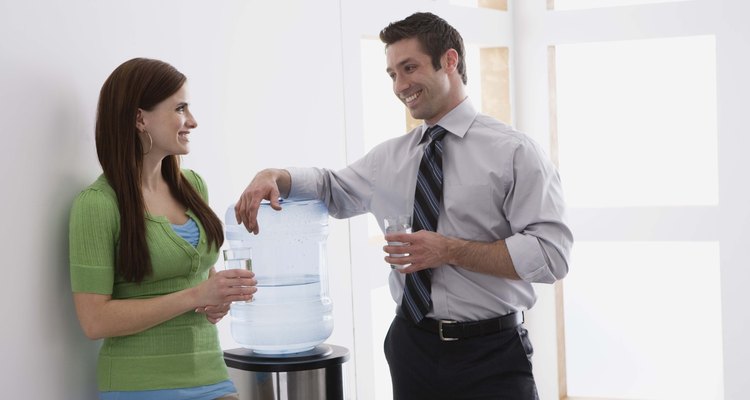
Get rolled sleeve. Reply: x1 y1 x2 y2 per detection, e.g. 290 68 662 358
506 234 557 283
504 138 573 284
287 167 323 200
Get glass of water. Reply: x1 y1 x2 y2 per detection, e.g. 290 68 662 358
384 215 412 270
223 247 253 302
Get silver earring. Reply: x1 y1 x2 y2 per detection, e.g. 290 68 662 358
142 131 153 155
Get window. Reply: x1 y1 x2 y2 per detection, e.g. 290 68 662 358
450 0 508 11
564 241 723 399
552 0 690 10
549 24 723 400
555 36 718 208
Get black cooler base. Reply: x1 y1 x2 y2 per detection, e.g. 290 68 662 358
224 344 350 400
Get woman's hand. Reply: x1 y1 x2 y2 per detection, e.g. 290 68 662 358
196 303 231 324
195 268 257 306
194 267 255 324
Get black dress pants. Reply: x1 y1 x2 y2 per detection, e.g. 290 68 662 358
384 315 539 400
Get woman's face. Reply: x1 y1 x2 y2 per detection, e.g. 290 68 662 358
137 83 197 157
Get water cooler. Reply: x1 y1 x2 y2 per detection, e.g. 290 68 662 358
223 200 349 399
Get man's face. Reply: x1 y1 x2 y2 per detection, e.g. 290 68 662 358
386 37 453 125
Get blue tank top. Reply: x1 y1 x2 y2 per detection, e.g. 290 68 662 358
171 217 200 247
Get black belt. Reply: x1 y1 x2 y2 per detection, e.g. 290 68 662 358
408 311 524 341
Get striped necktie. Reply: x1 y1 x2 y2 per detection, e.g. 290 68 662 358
401 125 448 323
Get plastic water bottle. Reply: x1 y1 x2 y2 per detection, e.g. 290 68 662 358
224 199 334 354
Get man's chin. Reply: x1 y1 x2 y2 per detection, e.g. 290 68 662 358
407 109 425 121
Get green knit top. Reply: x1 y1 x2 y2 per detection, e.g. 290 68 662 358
69 169 229 391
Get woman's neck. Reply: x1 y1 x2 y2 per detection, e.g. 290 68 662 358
141 157 164 192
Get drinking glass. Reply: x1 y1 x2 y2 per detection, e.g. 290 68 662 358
223 247 253 302
384 215 412 270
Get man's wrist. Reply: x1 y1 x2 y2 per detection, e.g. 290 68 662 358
445 236 468 266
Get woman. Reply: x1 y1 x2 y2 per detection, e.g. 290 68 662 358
69 58 255 399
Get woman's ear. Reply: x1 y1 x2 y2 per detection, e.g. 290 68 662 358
135 108 146 132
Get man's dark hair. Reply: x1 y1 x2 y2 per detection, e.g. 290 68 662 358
379 12 467 85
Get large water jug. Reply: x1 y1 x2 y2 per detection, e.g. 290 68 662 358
224 200 334 354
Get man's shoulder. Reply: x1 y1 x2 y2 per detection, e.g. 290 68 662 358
469 114 529 145
372 126 422 150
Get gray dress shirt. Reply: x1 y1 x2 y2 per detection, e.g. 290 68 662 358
287 98 573 321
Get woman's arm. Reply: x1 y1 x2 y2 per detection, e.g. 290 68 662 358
195 267 231 324
73 268 255 340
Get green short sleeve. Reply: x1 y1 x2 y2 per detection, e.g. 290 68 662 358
69 186 119 294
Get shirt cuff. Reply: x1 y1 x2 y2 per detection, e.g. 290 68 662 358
286 167 319 200
505 233 556 283
70 264 115 294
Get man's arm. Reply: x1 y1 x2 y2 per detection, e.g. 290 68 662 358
384 230 521 279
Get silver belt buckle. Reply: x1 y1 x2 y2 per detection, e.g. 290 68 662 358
438 319 458 341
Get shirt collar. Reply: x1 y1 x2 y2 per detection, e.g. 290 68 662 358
419 97 478 143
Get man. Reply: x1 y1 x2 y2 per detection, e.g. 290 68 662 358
235 12 572 400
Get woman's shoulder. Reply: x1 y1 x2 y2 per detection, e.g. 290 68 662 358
74 175 117 206
181 168 208 198
70 175 119 223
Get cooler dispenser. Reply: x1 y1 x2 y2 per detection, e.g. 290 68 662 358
223 199 349 399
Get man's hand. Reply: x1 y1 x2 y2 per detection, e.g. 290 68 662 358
383 230 455 272
234 169 291 234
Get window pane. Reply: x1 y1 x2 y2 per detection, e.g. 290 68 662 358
564 241 723 399
465 44 483 114
553 0 689 10
555 36 718 207
450 0 507 11
361 39 404 154
361 39 404 240
480 47 511 124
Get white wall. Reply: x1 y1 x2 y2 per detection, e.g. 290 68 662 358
0 1 353 398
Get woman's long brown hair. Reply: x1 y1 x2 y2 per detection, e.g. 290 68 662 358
95 58 223 283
